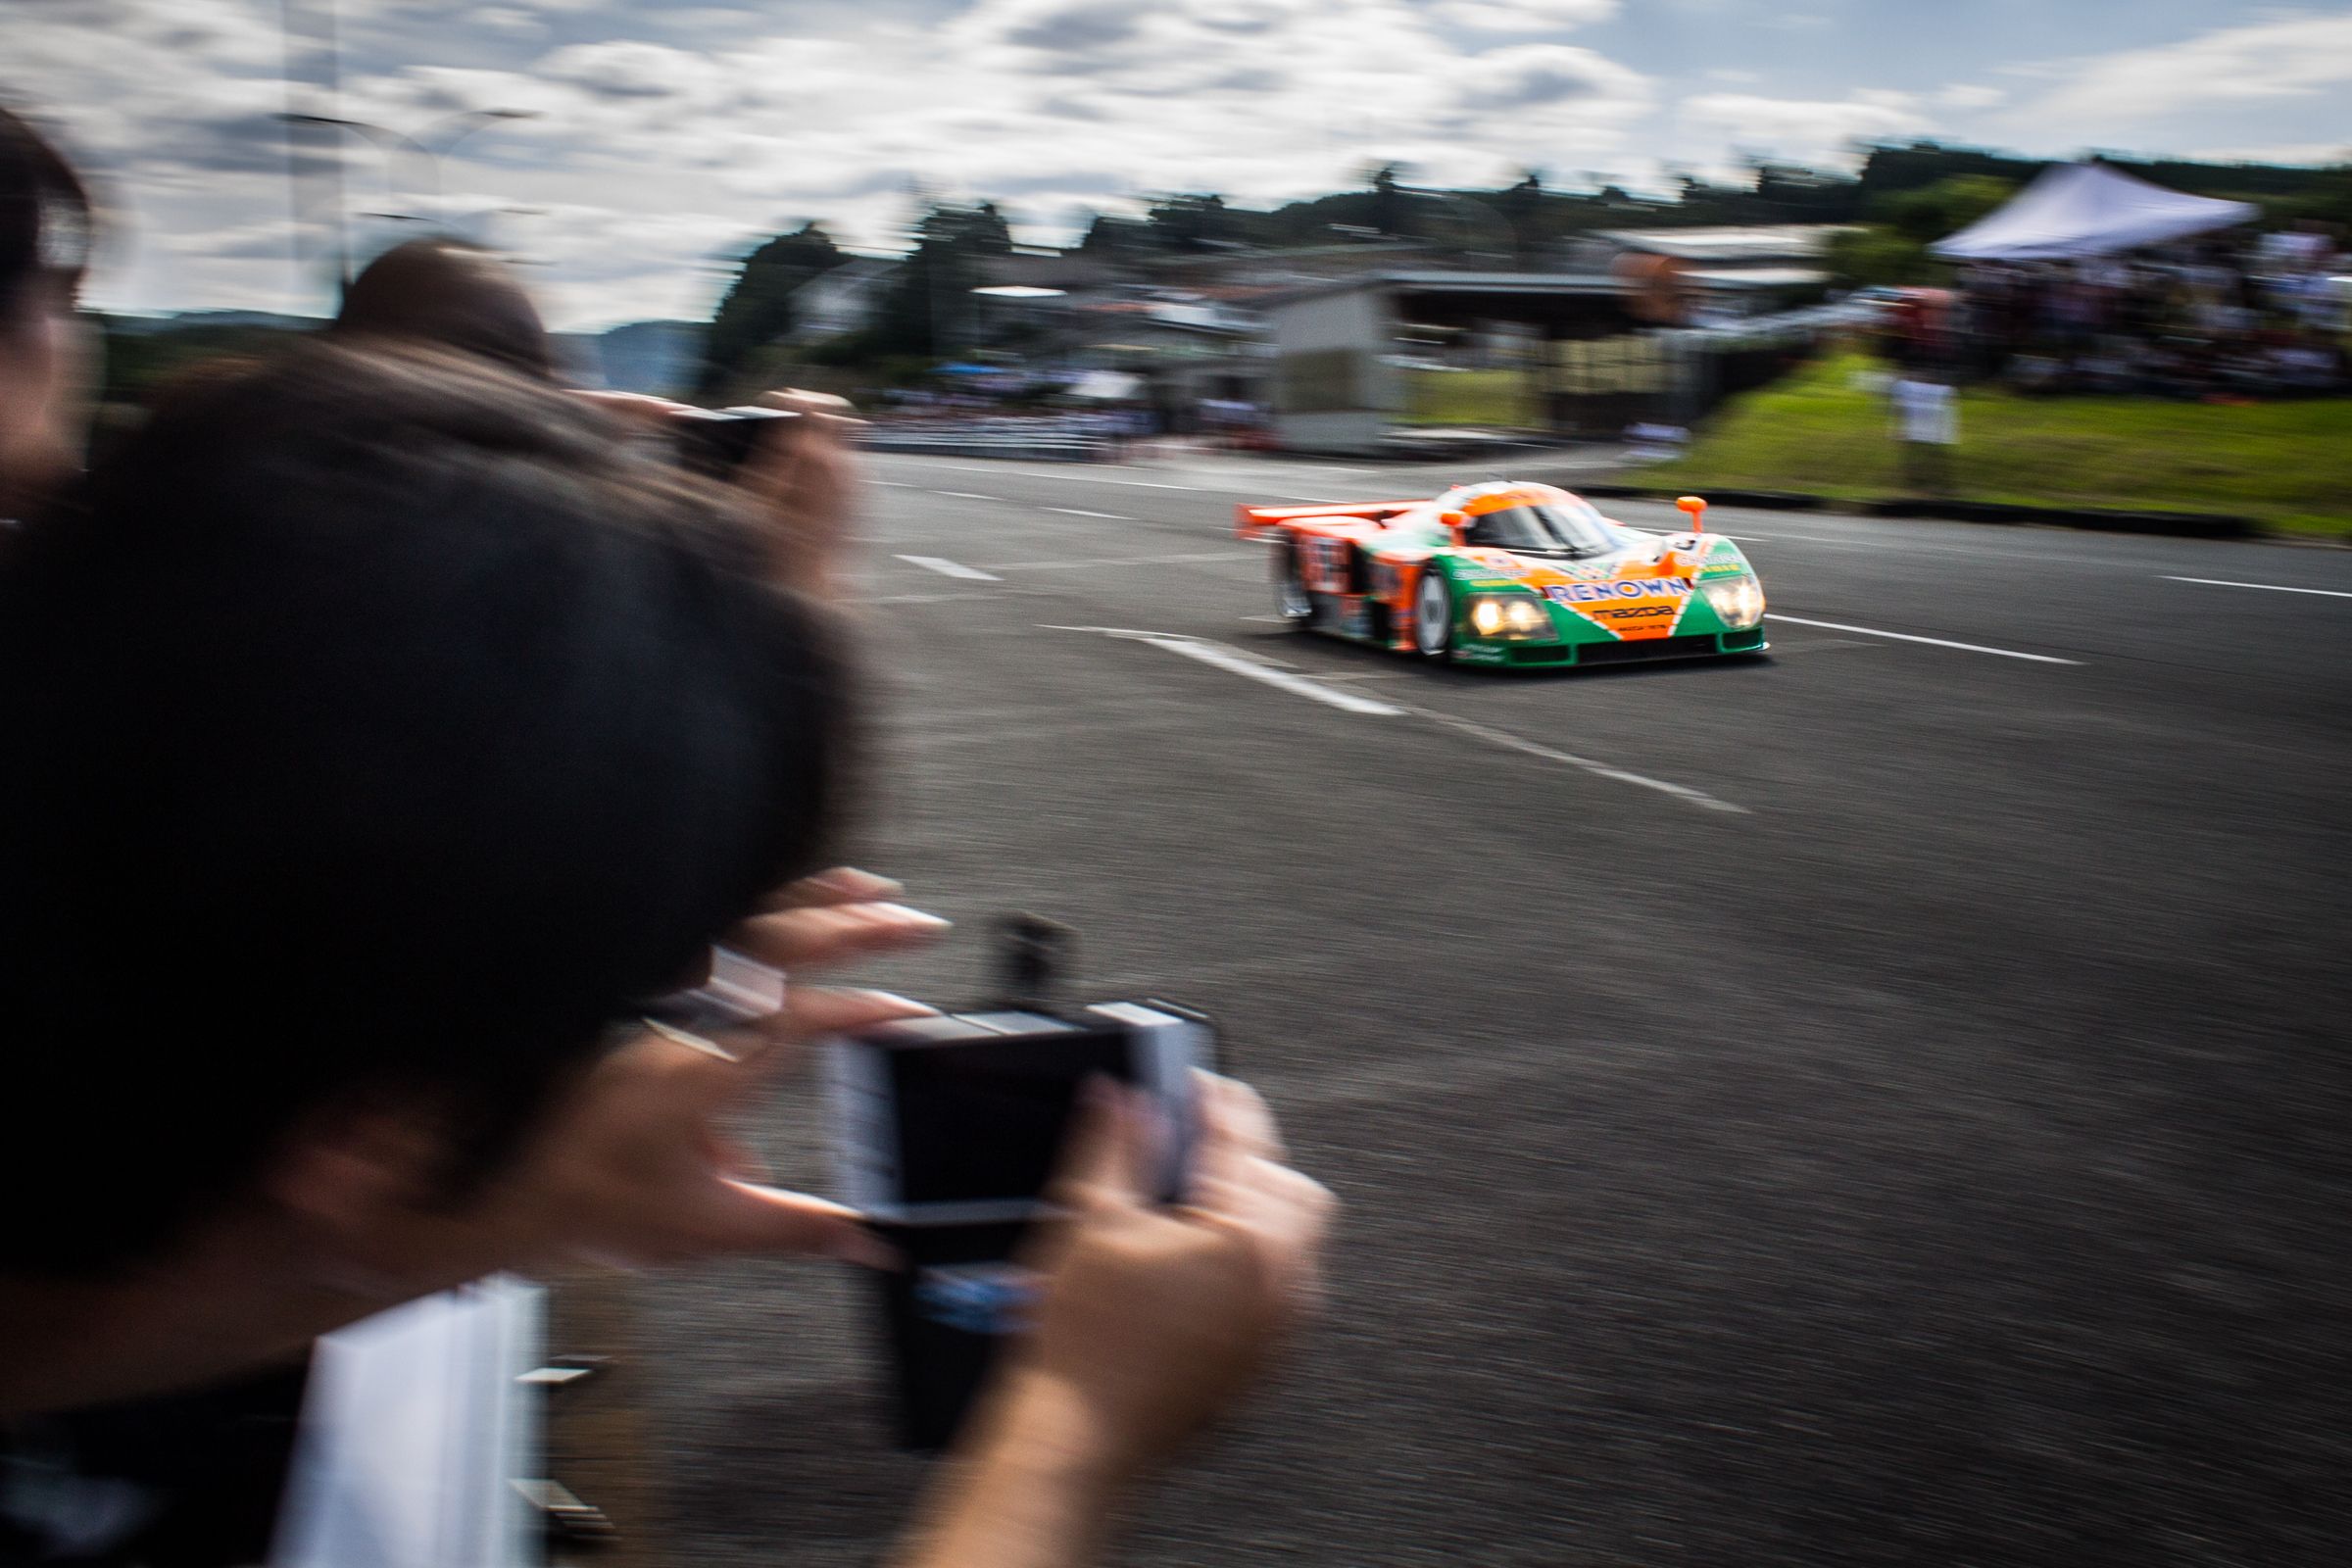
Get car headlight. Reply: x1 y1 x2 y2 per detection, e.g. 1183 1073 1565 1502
1699 574 1766 629
1466 594 1553 641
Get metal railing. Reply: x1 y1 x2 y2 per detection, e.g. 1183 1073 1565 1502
860 416 1114 462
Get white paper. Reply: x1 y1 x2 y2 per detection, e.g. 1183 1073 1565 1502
270 1278 543 1568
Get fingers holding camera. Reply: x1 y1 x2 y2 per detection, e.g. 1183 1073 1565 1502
988 1076 1334 1487
775 865 905 908
731 899 951 976
739 387 864 595
755 386 860 425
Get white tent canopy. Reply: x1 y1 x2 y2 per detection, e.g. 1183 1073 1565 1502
1932 162 2257 262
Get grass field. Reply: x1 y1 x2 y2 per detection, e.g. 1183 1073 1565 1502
1642 354 2352 538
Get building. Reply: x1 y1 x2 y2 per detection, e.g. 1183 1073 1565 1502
1582 225 1857 320
1258 271 1642 453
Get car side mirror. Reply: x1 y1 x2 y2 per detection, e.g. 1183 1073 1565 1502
1675 495 1708 532
1441 510 1470 546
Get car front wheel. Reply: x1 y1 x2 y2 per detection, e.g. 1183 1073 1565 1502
1413 567 1453 661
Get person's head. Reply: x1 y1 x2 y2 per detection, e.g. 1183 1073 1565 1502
333 236 555 379
0 104 95 514
0 338 850 1279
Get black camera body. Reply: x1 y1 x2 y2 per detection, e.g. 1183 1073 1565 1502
828 999 1212 1448
670 405 798 477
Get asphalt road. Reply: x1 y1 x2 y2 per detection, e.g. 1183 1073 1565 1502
608 451 2350 1567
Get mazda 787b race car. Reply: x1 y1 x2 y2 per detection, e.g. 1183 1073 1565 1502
1237 481 1767 669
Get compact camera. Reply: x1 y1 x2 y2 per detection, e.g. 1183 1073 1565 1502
668 405 798 478
829 917 1214 1449
642 916 1214 1450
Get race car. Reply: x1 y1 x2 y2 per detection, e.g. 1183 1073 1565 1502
1236 480 1767 669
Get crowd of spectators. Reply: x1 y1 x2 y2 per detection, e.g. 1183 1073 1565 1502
1876 222 2349 401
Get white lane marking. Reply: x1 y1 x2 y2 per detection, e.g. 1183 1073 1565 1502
895 554 1001 581
1767 614 2080 664
932 490 1003 501
1041 625 1402 715
852 591 1005 606
1046 507 1134 519
2161 575 2352 600
873 479 912 487
1401 707 1748 815
1043 625 1743 811
981 551 1257 572
1154 638 1407 715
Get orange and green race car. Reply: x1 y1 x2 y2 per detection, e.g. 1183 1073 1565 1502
1236 480 1767 669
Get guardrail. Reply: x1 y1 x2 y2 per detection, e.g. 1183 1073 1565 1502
861 421 1111 462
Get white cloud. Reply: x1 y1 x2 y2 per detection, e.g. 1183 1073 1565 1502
66 0 2343 328
2027 14 2352 125
1936 83 2005 111
1429 1 1622 31
1679 89 1931 167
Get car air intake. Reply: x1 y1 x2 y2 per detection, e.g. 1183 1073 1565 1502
1573 634 1724 665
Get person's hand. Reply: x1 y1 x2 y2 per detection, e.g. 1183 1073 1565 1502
573 386 864 597
736 388 865 596
572 387 695 430
513 865 946 1269
323 868 945 1291
977 1074 1336 1488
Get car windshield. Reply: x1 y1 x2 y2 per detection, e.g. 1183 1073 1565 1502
1466 501 1623 557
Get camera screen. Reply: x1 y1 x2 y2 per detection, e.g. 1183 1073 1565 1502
890 1029 1135 1205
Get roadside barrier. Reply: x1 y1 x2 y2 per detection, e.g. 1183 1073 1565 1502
861 418 1111 462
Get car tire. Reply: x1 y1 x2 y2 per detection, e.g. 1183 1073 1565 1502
1412 564 1454 662
1273 541 1317 629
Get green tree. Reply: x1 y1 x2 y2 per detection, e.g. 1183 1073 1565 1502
1825 225 1938 288
699 220 845 394
1870 173 2016 244
1145 192 1249 251
871 200 1017 358
1368 164 1409 235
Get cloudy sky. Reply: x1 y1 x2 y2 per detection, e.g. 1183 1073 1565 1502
6 0 2349 328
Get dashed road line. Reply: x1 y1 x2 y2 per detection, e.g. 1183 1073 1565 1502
1045 507 1135 519
1768 614 2080 664
932 490 1003 502
895 554 1001 581
2161 576 2352 600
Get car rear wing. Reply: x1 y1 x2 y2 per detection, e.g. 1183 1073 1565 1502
1234 500 1426 540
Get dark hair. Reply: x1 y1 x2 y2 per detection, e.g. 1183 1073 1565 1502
0 340 851 1275
0 105 91 320
333 237 555 379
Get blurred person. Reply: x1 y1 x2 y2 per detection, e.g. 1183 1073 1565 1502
1888 369 1957 495
331 235 558 380
0 105 93 528
332 231 860 598
0 340 1331 1563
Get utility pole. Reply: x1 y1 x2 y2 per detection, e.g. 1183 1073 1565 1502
279 0 348 302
